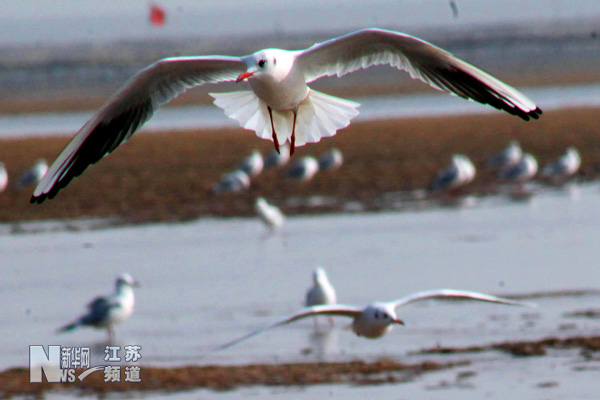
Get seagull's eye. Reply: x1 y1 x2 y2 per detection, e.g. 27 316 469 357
273 58 277 66
258 59 266 68
383 314 388 319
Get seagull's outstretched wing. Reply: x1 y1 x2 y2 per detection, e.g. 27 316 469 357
296 28 541 121
390 289 535 309
212 305 361 352
31 56 247 203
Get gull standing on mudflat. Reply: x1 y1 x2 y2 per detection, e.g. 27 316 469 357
541 147 581 182
0 162 8 193
264 145 290 169
287 156 320 181
486 140 522 169
428 154 476 193
318 148 344 171
498 153 538 183
213 170 251 194
18 158 48 188
212 289 532 352
255 197 285 230
31 28 541 203
57 273 139 342
239 149 264 177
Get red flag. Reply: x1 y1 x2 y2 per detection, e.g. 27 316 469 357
150 4 166 27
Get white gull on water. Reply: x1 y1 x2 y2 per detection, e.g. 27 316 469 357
57 273 139 342
31 28 540 204
305 267 337 326
305 268 337 308
212 289 532 352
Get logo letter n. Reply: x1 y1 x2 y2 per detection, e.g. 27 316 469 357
30 345 61 383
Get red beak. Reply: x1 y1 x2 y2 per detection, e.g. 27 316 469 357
236 71 255 83
394 318 405 325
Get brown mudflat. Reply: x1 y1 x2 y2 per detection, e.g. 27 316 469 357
416 335 600 357
1 107 600 224
0 359 467 398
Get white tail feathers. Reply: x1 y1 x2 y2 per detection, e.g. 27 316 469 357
210 90 359 147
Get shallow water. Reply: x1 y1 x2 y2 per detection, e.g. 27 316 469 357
2 82 600 139
3 183 600 378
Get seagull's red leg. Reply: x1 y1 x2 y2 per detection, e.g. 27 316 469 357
267 106 280 154
290 109 297 156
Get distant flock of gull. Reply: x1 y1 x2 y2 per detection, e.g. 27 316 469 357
209 141 582 232
428 141 581 194
212 145 344 195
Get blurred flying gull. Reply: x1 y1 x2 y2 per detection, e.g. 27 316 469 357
31 28 541 203
57 273 139 342
212 289 532 352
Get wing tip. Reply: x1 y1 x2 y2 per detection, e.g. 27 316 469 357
520 106 543 121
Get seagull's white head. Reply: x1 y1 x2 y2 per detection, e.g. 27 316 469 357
354 303 404 338
565 147 580 160
237 49 293 83
255 197 267 209
313 267 330 285
116 273 139 289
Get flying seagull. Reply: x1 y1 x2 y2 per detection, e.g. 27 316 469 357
31 28 541 203
212 289 532 352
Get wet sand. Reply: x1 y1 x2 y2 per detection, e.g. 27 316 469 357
1 106 599 224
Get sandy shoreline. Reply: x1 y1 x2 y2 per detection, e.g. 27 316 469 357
0 106 599 224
